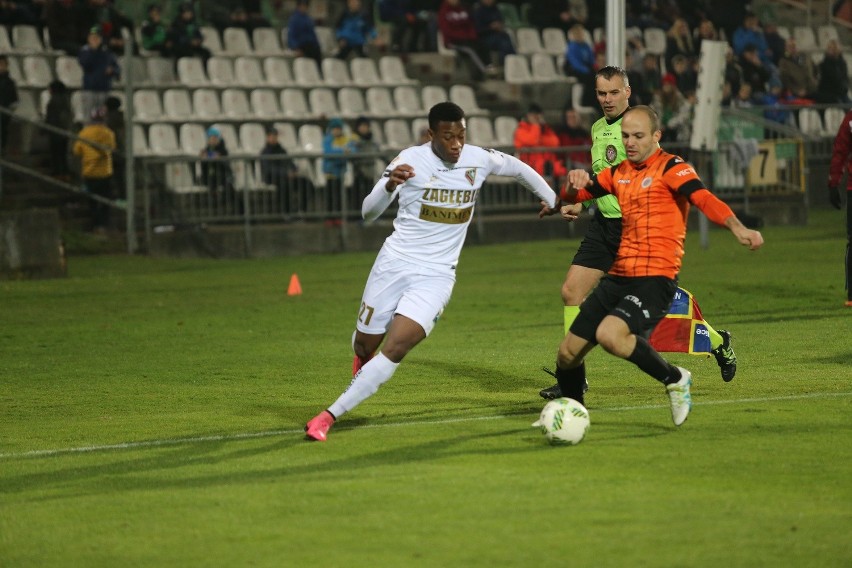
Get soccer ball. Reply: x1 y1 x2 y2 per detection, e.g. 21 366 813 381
538 398 590 445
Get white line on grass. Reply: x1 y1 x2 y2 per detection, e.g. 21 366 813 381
2 391 849 460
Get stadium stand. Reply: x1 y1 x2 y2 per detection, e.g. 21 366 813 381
192 88 222 120
280 88 312 119
223 28 253 56
263 57 293 87
234 56 266 87
293 57 324 87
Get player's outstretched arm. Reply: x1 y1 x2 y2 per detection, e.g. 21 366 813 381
725 216 764 250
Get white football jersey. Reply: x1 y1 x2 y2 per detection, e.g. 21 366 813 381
363 142 557 268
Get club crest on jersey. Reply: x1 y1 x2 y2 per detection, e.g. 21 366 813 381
606 144 617 164
465 168 476 185
641 177 652 188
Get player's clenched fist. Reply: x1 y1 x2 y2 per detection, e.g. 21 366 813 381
385 165 415 192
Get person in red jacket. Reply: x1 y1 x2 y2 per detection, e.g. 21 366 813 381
437 0 493 79
514 103 567 184
827 108 852 307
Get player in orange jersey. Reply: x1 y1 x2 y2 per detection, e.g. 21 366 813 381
549 105 763 426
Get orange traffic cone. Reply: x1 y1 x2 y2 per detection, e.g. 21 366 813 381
287 273 302 296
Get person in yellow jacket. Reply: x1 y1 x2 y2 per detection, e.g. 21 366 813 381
73 106 116 232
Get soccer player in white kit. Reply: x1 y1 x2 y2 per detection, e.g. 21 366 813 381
305 102 561 441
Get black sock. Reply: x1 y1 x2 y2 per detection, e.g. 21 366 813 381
555 362 586 405
627 336 681 385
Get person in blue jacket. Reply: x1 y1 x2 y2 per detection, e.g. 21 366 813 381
77 26 120 124
335 0 378 59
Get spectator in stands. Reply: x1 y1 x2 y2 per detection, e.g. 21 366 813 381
760 76 793 128
564 24 595 106
739 43 771 96
472 0 515 67
0 53 16 154
287 0 323 68
348 116 380 206
556 107 591 169
334 0 379 60
141 3 173 57
816 39 851 104
45 0 85 56
513 102 566 186
651 73 691 143
670 54 697 94
73 106 116 233
378 0 429 53
78 26 120 123
259 126 300 215
732 12 773 67
322 117 351 218
779 37 817 101
45 80 72 176
665 17 696 70
438 0 494 80
199 126 233 192
168 1 211 63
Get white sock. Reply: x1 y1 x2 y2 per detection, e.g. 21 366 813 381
328 352 399 418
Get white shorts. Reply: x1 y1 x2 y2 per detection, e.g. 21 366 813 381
356 249 456 336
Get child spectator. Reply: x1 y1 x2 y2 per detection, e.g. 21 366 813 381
73 107 116 232
78 26 120 121
322 117 351 218
199 126 232 192
45 80 72 177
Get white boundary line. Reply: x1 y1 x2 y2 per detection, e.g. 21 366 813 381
1 391 849 460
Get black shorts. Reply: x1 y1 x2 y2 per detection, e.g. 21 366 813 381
570 275 677 343
571 212 622 272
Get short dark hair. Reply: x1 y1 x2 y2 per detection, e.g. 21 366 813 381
624 105 660 133
428 102 465 130
595 65 630 88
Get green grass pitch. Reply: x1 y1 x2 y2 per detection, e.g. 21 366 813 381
1 210 850 567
